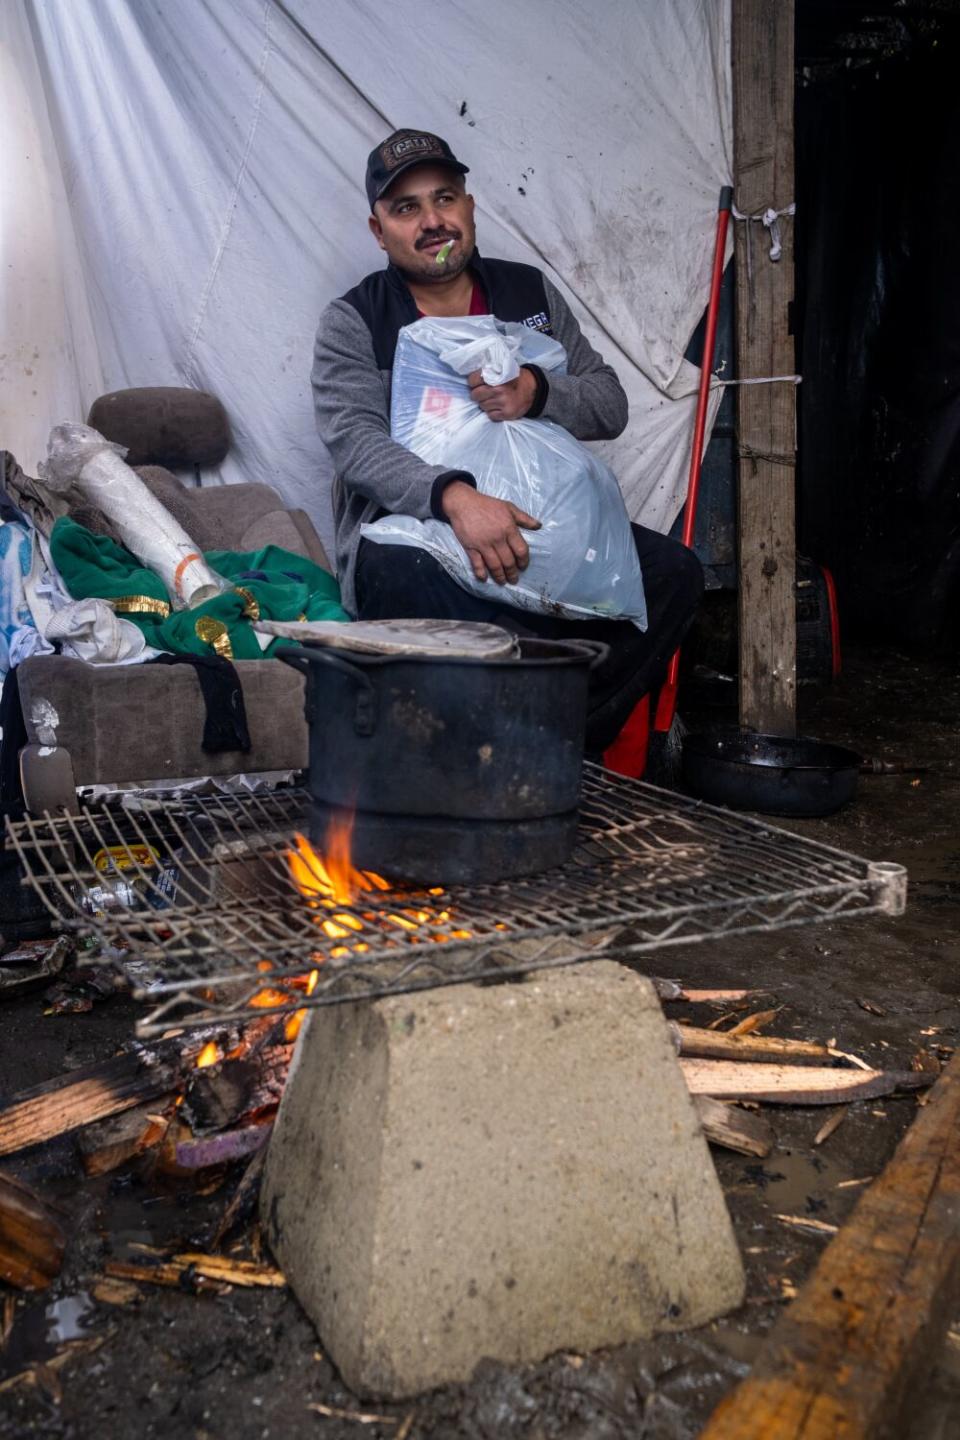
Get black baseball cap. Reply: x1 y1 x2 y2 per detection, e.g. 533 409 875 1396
365 129 469 210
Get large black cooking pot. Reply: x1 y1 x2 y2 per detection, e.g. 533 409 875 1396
276 636 607 885
682 726 862 817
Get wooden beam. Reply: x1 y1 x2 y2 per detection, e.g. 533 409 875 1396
699 1052 960 1438
733 0 798 734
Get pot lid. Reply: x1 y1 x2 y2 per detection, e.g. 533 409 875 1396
254 617 519 660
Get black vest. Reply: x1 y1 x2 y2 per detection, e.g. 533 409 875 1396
341 250 553 370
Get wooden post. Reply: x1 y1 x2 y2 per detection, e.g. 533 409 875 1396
733 0 797 736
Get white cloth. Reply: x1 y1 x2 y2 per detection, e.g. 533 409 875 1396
2 0 732 551
44 597 156 665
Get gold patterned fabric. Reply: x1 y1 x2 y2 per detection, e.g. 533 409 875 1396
194 615 234 659
109 595 171 617
233 585 261 621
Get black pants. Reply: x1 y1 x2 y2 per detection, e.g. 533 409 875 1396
354 523 704 752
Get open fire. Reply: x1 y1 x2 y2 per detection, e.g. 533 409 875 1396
193 815 480 1052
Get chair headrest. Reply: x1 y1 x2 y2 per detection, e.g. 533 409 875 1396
86 387 230 468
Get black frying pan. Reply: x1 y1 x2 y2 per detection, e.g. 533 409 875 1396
682 726 861 817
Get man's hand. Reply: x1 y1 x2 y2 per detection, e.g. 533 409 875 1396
441 481 540 585
468 367 537 423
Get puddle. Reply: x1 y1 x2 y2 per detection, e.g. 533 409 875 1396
739 1148 851 1218
102 1190 176 1260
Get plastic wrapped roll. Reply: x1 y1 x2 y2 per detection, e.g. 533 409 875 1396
40 423 225 610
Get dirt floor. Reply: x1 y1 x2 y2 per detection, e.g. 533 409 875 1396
0 642 957 1439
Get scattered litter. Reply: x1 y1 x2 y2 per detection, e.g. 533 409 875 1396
1 1293 15 1348
0 936 72 997
307 1402 399 1424
813 1107 848 1145
856 997 886 1016
104 1251 285 1291
774 1214 839 1236
91 1278 140 1306
728 1008 780 1037
828 1048 874 1071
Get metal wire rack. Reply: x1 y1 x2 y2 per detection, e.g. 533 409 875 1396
5 766 906 1036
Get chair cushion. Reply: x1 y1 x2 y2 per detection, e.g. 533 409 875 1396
87 388 230 467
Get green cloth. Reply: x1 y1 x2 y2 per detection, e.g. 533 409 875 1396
50 517 348 659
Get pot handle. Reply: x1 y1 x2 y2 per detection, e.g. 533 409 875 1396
275 644 377 737
567 639 611 671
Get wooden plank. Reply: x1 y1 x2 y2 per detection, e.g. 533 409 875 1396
0 1025 258 1158
733 0 798 734
674 1023 831 1064
0 1173 66 1289
0 1043 186 1157
681 1059 932 1106
699 1051 960 1439
76 1100 174 1176
694 1096 773 1157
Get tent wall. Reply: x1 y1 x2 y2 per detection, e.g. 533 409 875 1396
2 0 732 561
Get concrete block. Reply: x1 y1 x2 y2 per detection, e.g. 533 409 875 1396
261 962 745 1398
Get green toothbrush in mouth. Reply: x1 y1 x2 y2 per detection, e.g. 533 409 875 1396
435 239 455 266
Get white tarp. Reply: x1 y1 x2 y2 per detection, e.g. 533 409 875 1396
1 0 732 562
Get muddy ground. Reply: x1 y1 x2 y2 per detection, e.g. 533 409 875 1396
0 642 957 1439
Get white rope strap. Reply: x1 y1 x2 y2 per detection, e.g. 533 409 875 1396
717 374 802 387
732 201 796 282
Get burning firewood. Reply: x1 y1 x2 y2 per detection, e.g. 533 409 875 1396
181 1042 292 1135
0 1022 269 1159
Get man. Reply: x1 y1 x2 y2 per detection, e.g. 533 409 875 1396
312 128 703 753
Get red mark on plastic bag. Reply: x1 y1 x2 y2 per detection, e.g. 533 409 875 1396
423 387 453 417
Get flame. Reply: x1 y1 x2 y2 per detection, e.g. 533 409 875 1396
284 970 319 1042
195 1040 220 1069
250 987 291 1009
289 819 382 907
279 825 474 1029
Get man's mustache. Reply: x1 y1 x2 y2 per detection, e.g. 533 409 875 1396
416 230 461 249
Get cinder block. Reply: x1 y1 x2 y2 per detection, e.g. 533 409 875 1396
261 962 744 1398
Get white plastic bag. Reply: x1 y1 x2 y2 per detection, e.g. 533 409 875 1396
362 317 647 628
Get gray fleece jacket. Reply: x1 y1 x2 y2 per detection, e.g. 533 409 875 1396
311 252 628 615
